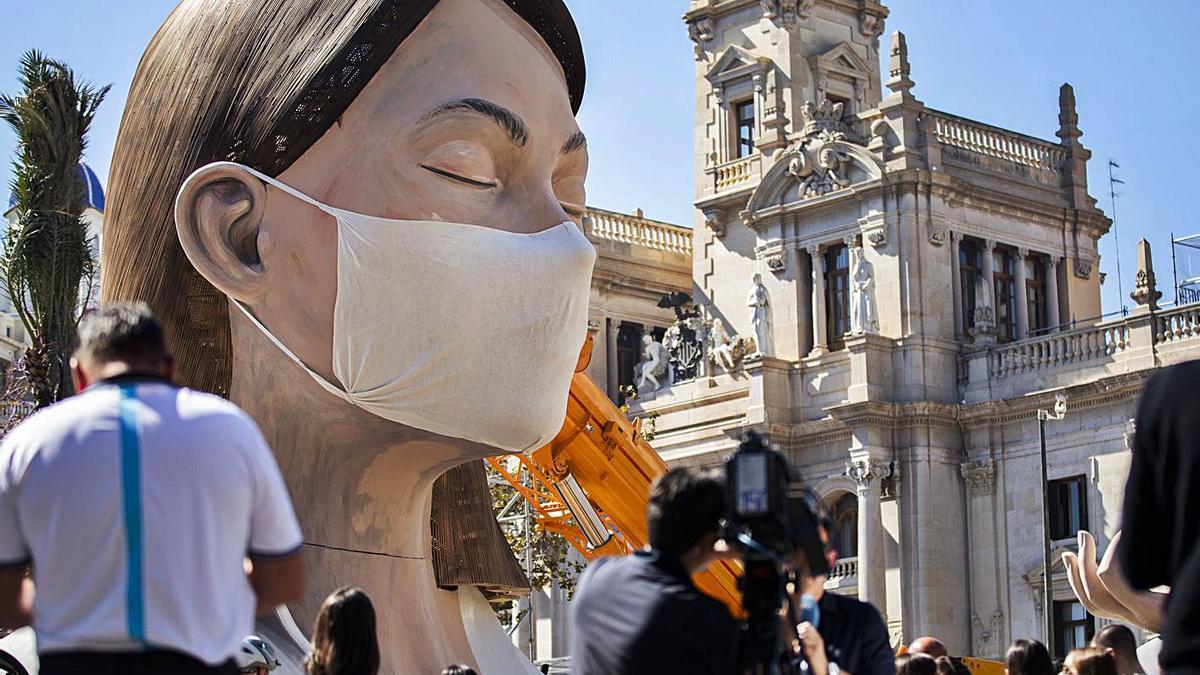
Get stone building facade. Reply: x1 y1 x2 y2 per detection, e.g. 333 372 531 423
587 0 1200 660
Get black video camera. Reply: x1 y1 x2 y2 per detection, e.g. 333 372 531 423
725 431 828 674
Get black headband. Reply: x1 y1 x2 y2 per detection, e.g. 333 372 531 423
256 0 586 176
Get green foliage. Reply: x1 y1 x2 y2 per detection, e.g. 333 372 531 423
487 463 586 600
0 50 108 408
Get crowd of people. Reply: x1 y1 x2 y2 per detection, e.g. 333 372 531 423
0 301 1195 674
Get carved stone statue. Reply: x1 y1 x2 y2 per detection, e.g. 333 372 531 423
708 318 739 372
971 273 998 341
850 246 879 335
637 334 670 390
747 273 774 357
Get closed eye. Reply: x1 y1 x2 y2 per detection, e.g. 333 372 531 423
420 164 497 189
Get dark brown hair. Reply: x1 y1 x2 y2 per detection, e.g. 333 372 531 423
646 467 726 556
102 0 584 396
1064 647 1118 675
304 587 380 675
1006 639 1055 675
896 653 938 675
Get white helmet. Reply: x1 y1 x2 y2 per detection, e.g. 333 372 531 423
237 635 281 672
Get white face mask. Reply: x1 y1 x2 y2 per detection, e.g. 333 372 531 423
180 162 596 453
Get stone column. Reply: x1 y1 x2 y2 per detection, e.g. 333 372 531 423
1045 256 1061 331
809 244 828 356
606 319 620 399
951 232 964 340
847 457 889 619
1015 248 1030 339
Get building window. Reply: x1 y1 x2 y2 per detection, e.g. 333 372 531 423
1027 257 1048 335
1049 475 1088 541
993 248 1018 342
828 493 858 558
825 244 851 349
735 100 756 158
960 239 983 332
1053 600 1095 658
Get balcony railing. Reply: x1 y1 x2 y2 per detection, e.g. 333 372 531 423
926 110 1066 182
827 556 858 581
585 208 693 257
1156 303 1200 344
706 154 761 195
989 321 1130 379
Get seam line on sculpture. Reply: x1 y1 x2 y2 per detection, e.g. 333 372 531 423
302 540 425 560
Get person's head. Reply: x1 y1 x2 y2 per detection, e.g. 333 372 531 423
441 666 478 675
896 653 938 675
236 635 281 675
646 467 726 572
1005 639 1055 675
70 302 173 390
934 656 957 675
103 0 588 450
305 587 380 675
1092 624 1142 674
910 637 950 659
1063 647 1118 675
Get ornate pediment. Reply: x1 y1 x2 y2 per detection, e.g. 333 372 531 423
814 42 872 80
743 139 884 224
706 46 767 84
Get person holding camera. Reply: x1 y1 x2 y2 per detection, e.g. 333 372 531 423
787 516 893 675
569 468 739 675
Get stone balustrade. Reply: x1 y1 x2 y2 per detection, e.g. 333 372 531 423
963 303 1200 402
927 109 1066 184
827 556 858 581
706 154 761 194
988 321 1130 379
585 207 693 256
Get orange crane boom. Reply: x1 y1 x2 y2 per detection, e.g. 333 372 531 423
489 338 741 613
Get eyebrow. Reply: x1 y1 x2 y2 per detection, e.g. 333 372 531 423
562 131 588 155
422 98 529 148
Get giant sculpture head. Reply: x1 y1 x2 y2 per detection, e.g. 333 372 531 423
102 0 590 670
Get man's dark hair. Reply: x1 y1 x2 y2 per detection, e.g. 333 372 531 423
647 467 725 557
1006 639 1055 675
1093 624 1138 661
76 302 169 367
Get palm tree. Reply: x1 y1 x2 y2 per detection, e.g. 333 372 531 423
0 50 109 408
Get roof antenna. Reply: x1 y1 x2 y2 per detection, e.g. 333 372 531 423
1108 159 1126 314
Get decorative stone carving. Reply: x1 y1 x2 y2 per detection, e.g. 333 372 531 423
707 317 750 373
961 459 996 495
760 0 778 19
747 273 774 357
972 610 1005 657
766 254 786 273
586 318 601 334
658 293 704 383
882 460 901 498
636 334 670 391
1124 418 1136 452
858 11 884 39
850 246 879 335
1074 259 1093 279
846 458 891 489
789 144 852 199
687 18 715 60
887 31 914 95
703 208 725 237
927 223 947 246
1130 239 1162 308
800 98 851 142
776 0 813 29
865 227 887 249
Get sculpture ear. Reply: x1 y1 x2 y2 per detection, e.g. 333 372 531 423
174 162 269 303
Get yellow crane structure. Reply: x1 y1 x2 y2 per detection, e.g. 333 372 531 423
486 337 741 613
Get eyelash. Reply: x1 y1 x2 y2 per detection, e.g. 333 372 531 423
422 164 586 217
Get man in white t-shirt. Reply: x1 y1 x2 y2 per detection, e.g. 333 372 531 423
0 303 304 675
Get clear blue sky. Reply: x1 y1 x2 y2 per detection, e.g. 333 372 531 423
2 1 1197 315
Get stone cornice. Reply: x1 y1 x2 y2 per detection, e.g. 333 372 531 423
824 400 962 432
958 370 1149 429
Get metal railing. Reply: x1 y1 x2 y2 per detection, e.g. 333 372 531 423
926 110 1066 176
585 208 693 257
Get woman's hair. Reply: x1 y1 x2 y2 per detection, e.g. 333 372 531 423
102 0 585 396
304 587 380 675
1006 639 1055 675
896 653 938 675
1063 647 1118 675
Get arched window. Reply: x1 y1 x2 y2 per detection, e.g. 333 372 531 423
828 493 858 558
